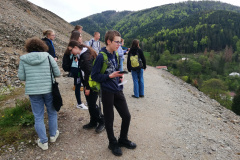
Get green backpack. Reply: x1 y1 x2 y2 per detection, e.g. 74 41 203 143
130 51 143 70
89 51 119 92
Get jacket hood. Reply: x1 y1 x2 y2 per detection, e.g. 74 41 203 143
80 47 88 55
20 52 49 65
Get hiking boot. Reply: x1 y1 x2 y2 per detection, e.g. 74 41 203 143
95 123 105 133
83 122 97 129
76 103 88 110
36 139 48 150
132 95 139 98
50 130 59 143
118 138 137 149
108 142 122 156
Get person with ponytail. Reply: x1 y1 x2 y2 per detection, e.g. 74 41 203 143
65 41 105 133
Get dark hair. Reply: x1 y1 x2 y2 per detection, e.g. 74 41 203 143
25 37 48 53
104 30 121 45
64 41 97 59
71 25 83 34
131 39 140 48
70 31 81 41
74 25 83 30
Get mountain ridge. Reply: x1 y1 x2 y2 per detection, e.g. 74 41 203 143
71 1 240 46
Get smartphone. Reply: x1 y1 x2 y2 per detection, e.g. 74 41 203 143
119 71 128 74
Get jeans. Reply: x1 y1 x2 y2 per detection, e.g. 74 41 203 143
102 90 131 143
85 89 104 124
119 58 124 71
29 92 58 144
131 69 144 97
74 76 82 105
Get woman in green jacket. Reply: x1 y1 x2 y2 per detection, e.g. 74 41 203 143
18 38 60 151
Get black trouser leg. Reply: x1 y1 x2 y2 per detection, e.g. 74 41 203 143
102 90 131 143
85 90 104 124
113 91 131 139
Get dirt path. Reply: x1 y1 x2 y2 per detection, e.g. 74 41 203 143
1 65 240 160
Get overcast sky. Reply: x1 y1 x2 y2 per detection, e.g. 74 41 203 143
27 0 240 22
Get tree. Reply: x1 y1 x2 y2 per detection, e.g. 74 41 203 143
232 87 240 115
236 40 240 53
193 41 198 52
200 79 228 100
224 45 233 62
188 60 202 75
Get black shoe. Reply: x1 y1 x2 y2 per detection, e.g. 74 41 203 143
132 95 139 98
83 122 97 129
108 142 122 156
118 138 137 149
139 95 144 98
95 123 105 133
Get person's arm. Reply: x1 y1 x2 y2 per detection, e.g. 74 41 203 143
139 49 146 69
80 52 92 89
127 49 132 72
17 60 26 81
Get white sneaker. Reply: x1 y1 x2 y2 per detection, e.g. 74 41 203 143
50 130 59 143
76 103 88 110
36 139 48 150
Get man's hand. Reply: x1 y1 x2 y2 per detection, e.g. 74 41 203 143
109 71 124 79
85 88 90 96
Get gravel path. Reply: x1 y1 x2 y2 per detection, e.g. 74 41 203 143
1 65 240 160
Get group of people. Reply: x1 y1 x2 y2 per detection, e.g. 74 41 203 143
17 25 146 156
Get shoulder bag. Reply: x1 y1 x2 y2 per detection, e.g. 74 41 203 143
48 56 63 112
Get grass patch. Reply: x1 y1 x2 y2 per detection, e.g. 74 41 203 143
0 87 25 103
0 98 35 149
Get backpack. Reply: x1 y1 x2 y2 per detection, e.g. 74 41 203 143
88 51 119 92
90 39 100 48
62 54 73 72
130 51 143 70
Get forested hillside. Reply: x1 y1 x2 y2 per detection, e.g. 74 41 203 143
71 10 132 38
71 1 240 49
144 10 240 55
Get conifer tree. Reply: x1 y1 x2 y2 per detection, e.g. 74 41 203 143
232 87 240 115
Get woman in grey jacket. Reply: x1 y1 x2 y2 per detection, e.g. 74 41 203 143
18 38 60 150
